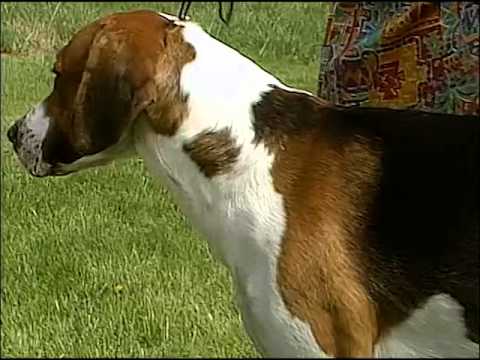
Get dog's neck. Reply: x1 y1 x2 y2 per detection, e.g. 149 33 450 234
177 22 282 143
135 18 318 190
133 20 294 264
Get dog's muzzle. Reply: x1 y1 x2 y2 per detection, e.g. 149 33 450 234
7 119 21 151
7 105 54 177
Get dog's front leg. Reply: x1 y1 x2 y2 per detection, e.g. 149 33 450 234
232 270 332 358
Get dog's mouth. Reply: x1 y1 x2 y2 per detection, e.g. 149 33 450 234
25 165 78 178
50 156 115 177
49 166 75 177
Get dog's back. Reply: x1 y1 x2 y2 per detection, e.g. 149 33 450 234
254 86 478 354
337 107 479 342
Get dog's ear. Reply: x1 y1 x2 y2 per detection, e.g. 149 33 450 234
72 24 156 155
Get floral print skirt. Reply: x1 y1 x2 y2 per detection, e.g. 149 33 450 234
318 2 479 115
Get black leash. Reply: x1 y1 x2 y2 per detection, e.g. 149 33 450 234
178 1 235 25
178 1 192 20
218 2 234 25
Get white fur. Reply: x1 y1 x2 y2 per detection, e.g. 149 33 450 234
133 18 479 358
133 19 325 357
158 12 190 23
378 294 478 357
14 103 52 177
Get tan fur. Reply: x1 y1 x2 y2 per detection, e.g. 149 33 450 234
273 130 382 357
252 88 381 356
252 86 479 356
44 10 195 161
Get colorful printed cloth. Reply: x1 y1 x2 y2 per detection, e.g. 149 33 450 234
318 2 479 115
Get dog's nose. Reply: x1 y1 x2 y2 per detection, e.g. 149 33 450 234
7 121 19 145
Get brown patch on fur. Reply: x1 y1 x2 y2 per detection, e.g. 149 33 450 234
253 87 382 356
274 127 381 357
183 128 241 178
42 10 195 165
252 86 479 356
143 17 195 137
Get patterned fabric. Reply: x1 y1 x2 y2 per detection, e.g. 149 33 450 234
318 2 479 115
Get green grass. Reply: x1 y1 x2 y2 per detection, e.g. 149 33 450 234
1 2 328 357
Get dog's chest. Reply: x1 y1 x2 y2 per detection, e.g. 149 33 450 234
134 125 324 355
135 122 284 267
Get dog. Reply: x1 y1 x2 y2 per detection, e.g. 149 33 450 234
7 10 479 357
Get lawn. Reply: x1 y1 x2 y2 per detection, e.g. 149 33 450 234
1 2 328 357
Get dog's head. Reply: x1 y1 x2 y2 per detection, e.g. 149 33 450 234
7 10 195 177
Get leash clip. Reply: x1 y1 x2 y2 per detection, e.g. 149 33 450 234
178 1 235 25
218 2 234 25
178 1 192 21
